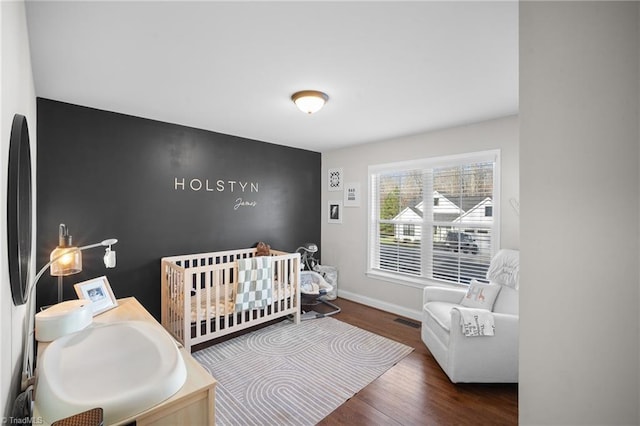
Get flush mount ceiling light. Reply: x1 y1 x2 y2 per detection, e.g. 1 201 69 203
291 90 329 114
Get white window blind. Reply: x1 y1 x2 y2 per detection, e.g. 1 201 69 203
368 151 499 285
370 168 424 276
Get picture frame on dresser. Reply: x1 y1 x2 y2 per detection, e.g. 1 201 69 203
74 276 118 315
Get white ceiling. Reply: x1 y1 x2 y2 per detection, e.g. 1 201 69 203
25 1 518 153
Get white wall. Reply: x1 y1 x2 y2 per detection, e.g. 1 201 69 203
1 0 37 417
520 2 639 424
321 115 519 320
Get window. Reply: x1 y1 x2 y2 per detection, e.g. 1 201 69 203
368 150 499 286
403 224 415 237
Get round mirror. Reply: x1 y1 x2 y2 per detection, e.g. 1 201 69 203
7 114 32 306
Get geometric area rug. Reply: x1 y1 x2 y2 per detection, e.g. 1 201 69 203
193 317 414 426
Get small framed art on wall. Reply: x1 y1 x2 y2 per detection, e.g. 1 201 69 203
328 201 342 224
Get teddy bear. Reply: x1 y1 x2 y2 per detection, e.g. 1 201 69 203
255 241 271 257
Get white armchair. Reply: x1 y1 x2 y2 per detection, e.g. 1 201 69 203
421 249 519 383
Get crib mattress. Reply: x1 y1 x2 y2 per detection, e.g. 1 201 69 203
190 297 235 322
189 285 293 323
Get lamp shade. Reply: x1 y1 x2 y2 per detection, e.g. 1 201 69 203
291 90 328 114
50 246 82 276
50 224 82 276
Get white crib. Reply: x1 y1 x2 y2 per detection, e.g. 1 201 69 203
161 248 300 351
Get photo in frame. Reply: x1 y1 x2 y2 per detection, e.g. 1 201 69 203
328 201 342 224
74 276 118 315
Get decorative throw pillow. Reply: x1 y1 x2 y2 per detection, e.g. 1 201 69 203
460 279 502 311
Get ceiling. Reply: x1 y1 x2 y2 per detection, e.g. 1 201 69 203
25 1 518 153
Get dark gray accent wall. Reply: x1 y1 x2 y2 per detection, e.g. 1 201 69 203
36 98 321 319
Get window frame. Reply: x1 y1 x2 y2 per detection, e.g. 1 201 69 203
367 149 501 289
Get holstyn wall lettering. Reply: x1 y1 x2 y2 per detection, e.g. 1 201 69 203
174 178 259 193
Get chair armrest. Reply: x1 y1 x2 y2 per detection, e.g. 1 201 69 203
449 309 519 337
423 286 466 304
492 312 519 331
446 310 519 382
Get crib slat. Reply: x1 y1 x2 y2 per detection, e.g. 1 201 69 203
205 269 212 336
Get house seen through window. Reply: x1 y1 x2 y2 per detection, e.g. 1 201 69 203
368 150 499 285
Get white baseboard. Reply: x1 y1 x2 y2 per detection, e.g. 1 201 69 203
337 290 422 322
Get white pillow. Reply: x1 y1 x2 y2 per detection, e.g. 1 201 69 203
460 280 502 311
486 249 520 289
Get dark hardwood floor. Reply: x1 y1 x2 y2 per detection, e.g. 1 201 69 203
315 298 518 426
